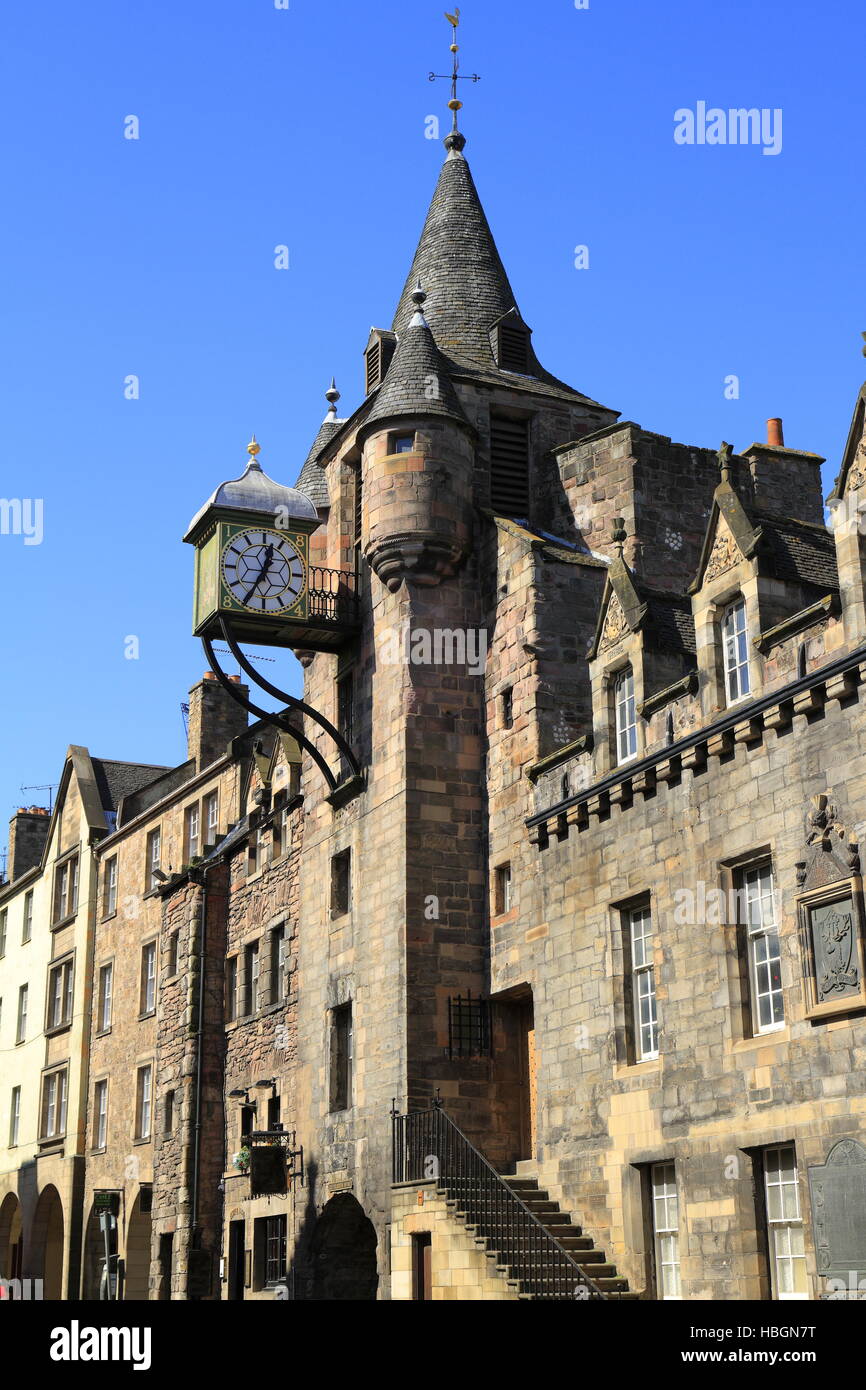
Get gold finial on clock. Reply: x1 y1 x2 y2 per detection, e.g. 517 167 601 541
247 435 261 460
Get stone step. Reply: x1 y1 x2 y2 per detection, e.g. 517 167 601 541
543 1222 584 1240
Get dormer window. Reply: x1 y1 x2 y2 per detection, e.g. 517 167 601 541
614 667 637 764
365 331 397 394
722 599 751 704
496 320 530 374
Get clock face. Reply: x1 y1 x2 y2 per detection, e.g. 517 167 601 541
221 529 306 614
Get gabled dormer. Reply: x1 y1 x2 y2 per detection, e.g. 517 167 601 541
488 308 534 376
691 444 840 716
588 522 697 773
364 328 397 395
827 382 866 643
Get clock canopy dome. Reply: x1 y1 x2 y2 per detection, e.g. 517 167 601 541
184 439 319 542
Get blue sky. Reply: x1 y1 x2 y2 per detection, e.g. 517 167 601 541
0 0 864 848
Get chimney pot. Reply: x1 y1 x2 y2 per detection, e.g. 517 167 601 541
767 417 784 448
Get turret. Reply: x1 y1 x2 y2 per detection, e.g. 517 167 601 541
357 286 476 591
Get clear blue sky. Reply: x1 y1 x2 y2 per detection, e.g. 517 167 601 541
1 0 864 848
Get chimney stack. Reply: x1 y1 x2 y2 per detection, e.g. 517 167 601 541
7 806 51 882
187 673 249 771
744 418 825 525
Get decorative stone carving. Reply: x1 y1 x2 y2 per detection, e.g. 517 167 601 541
599 592 628 651
809 897 860 1002
802 793 860 879
808 1140 866 1284
845 428 866 495
705 522 740 582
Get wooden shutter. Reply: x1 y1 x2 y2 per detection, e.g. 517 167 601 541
365 341 381 394
365 334 396 394
498 322 530 374
490 415 530 519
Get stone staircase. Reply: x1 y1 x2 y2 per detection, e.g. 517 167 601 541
442 1173 639 1301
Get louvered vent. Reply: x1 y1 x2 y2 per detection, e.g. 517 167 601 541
490 415 530 519
365 333 396 394
498 322 530 374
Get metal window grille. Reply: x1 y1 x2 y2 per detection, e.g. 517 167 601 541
448 992 491 1058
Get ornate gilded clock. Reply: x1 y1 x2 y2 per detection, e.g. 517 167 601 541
184 438 356 652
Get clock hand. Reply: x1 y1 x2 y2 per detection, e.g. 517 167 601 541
241 544 274 604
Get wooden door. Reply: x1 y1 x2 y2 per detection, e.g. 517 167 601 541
517 997 537 1163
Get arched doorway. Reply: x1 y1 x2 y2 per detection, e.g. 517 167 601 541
310 1193 378 1300
0 1194 23 1282
32 1185 64 1300
124 1194 152 1300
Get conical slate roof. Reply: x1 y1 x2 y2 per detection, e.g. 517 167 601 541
390 145 603 407
295 417 341 508
392 148 518 369
361 302 469 435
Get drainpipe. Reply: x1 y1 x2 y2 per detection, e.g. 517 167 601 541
188 866 208 1247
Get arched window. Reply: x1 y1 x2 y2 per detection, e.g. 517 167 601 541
614 667 637 763
722 599 751 703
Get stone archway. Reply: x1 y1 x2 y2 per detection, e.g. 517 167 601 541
32 1185 64 1300
310 1193 378 1300
124 1194 152 1300
0 1194 23 1282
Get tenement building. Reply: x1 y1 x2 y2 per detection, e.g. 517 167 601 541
4 106 866 1302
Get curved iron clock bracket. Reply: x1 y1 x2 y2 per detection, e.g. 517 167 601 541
202 617 361 792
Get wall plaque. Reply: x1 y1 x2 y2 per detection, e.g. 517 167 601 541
808 1139 866 1284
808 897 860 1003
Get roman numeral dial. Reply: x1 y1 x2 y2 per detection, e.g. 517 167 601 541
221 529 306 613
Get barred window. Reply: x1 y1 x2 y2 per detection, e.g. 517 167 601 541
448 993 491 1058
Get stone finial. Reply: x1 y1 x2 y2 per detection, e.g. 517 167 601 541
409 282 429 327
611 516 627 557
325 378 341 421
717 441 733 481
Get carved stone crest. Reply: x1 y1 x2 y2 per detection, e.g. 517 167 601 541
705 522 740 582
846 429 866 495
802 793 860 878
599 591 629 651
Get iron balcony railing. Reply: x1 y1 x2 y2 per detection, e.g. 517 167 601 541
307 566 359 627
391 1100 606 1301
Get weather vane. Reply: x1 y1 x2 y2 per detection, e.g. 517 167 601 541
428 9 480 135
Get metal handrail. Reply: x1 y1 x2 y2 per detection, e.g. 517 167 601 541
391 1101 606 1300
